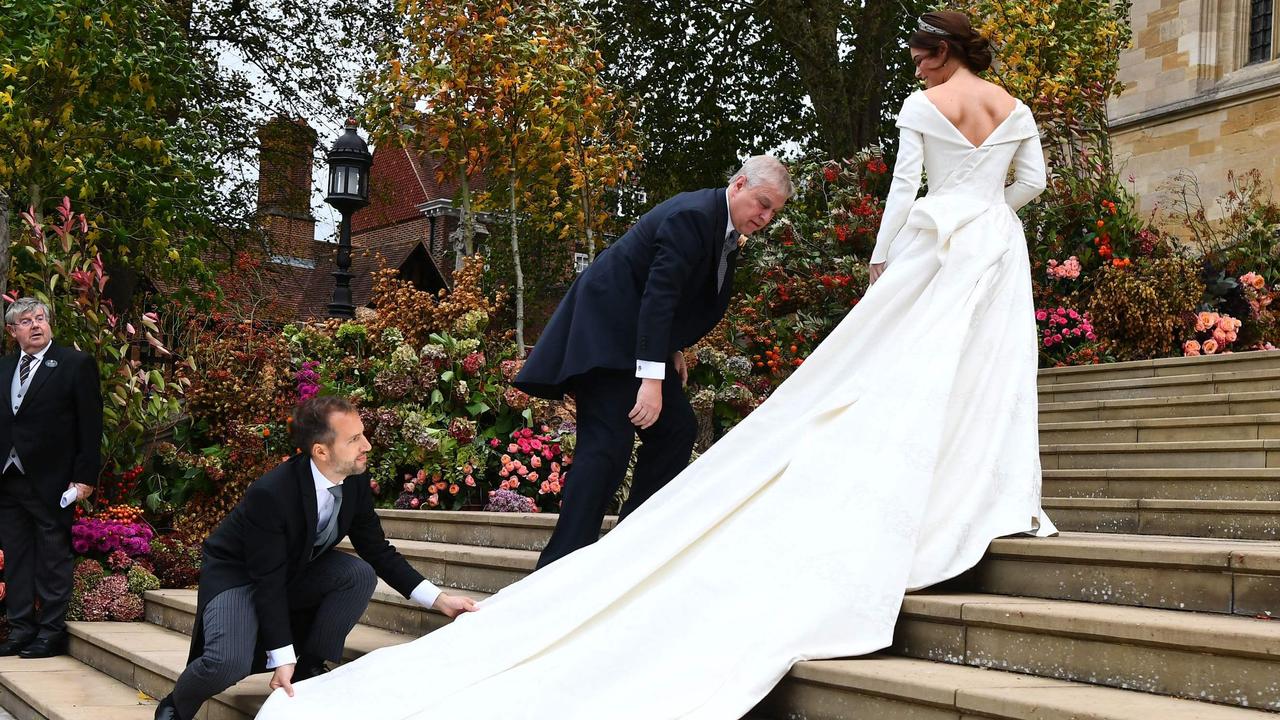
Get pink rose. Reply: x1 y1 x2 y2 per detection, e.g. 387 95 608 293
1203 338 1219 354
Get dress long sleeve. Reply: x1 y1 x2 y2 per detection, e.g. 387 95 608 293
870 124 924 265
1003 135 1047 211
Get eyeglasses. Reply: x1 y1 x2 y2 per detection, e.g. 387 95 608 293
7 315 48 329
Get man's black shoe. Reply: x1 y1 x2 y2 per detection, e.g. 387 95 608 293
293 655 332 682
153 693 181 720
0 634 34 656
17 634 68 659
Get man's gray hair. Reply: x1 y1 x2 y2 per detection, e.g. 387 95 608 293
730 155 795 199
4 298 52 326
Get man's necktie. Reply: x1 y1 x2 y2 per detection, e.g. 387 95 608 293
313 484 344 557
717 231 740 292
18 354 34 386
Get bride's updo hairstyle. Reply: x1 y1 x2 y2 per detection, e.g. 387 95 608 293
909 10 994 73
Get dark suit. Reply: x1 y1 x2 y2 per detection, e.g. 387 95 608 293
172 454 426 720
515 188 739 567
0 342 102 640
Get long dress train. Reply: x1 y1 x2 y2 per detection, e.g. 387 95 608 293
257 90 1056 720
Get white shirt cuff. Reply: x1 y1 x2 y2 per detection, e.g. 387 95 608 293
265 644 297 669
635 359 666 380
410 580 442 609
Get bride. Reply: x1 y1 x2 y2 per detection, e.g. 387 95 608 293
258 10 1055 719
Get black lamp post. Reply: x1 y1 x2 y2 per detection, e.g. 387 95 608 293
324 118 372 318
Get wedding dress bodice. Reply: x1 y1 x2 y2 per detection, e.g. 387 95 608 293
870 90 1046 264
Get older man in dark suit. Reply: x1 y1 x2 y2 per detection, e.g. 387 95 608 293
0 297 102 659
156 395 478 720
515 156 793 569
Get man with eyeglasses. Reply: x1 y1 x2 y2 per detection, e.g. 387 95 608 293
0 297 102 658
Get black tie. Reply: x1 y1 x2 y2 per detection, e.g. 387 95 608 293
717 231 740 292
18 354 34 386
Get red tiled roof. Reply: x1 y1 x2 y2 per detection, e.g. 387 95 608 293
354 141 490 235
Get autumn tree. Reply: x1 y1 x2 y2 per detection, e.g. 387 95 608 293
0 0 224 295
953 0 1132 178
588 0 928 203
366 0 641 353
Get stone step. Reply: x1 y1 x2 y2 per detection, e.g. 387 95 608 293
1040 439 1280 470
1039 413 1280 444
0 654 158 720
1037 350 1280 386
143 589 1280 717
755 655 1270 720
890 593 1280 710
1042 468 1280 501
352 529 1280 616
1037 368 1280 404
1044 497 1280 540
1037 390 1280 423
378 508 614 553
65 619 414 720
977 532 1280 617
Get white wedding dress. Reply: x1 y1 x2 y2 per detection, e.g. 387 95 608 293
257 90 1056 720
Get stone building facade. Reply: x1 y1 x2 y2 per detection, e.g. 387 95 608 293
1110 0 1280 216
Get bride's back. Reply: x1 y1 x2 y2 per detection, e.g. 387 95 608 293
923 79 1017 148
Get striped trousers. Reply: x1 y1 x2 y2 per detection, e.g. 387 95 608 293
171 550 376 720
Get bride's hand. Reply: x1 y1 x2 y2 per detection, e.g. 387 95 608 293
434 592 480 618
868 262 886 286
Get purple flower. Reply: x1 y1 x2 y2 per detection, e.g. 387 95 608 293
296 361 322 403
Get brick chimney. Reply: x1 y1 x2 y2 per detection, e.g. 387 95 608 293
257 117 318 266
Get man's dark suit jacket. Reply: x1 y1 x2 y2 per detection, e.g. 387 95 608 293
188 454 426 667
515 187 738 398
0 342 102 504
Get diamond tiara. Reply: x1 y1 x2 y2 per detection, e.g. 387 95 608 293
918 19 950 36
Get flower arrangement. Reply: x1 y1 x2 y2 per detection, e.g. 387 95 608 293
1036 307 1100 365
296 361 322 403
71 514 155 557
149 534 203 588
487 425 574 512
66 554 159 623
1184 312 1243 355
484 488 538 513
1045 256 1082 280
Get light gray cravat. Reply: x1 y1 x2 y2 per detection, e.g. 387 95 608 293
313 484 343 557
717 231 740 292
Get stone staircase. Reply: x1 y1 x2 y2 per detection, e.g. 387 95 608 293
4 351 1280 719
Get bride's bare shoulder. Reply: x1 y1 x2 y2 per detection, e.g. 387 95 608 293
925 80 1016 110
